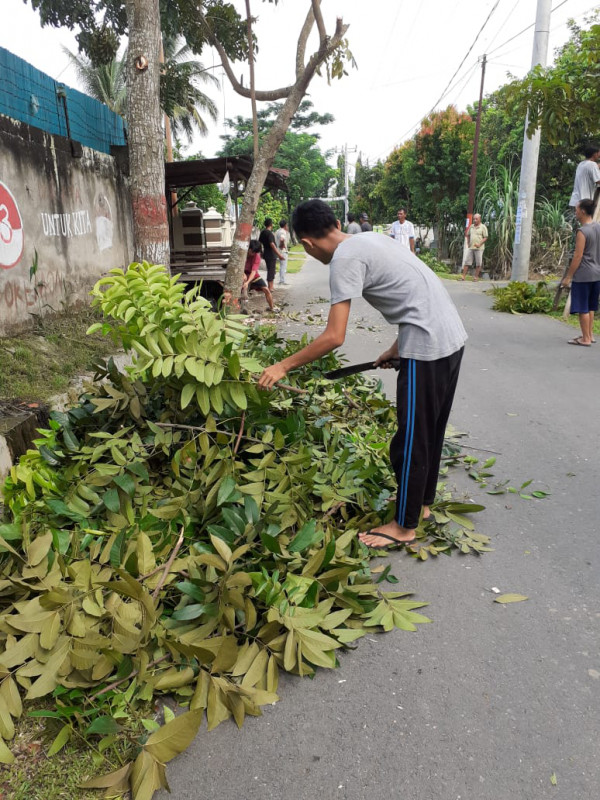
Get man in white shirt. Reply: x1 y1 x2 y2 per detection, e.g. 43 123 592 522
275 219 290 285
389 208 415 252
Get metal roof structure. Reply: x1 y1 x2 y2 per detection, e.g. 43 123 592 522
165 156 289 194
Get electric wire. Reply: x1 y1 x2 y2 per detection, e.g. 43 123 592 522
425 0 501 117
487 0 570 55
484 0 521 51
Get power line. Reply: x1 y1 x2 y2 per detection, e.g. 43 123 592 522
484 0 520 51
426 0 501 116
448 60 481 107
487 0 569 55
372 0 579 163
490 3 595 61
370 0 404 89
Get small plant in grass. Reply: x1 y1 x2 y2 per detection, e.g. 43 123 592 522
418 250 453 274
491 281 553 313
0 263 488 798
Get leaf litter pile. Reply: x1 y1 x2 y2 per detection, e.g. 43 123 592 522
0 264 490 798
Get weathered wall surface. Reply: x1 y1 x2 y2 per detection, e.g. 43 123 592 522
0 114 133 335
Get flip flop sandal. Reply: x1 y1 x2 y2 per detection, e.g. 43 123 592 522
358 530 416 549
568 337 591 346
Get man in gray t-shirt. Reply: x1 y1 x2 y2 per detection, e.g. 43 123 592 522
346 213 362 235
258 200 467 549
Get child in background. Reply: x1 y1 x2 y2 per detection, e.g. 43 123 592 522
243 239 277 312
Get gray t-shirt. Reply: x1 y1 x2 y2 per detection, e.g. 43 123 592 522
574 222 600 282
569 160 600 206
347 221 362 235
329 233 467 361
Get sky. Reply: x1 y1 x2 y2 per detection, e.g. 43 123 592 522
2 0 598 176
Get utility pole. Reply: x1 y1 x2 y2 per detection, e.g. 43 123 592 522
334 143 357 223
465 55 487 232
511 0 552 281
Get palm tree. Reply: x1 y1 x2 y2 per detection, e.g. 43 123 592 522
63 37 218 142
160 35 219 140
62 46 127 117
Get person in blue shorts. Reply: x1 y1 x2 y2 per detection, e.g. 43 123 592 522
561 198 600 346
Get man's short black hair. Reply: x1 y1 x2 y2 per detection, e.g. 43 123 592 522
583 143 600 159
292 200 337 238
264 217 273 228
578 198 595 216
279 219 287 228
347 212 355 223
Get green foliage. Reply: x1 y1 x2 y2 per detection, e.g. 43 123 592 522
0 264 487 797
476 165 519 278
497 14 600 146
178 179 227 215
160 34 219 141
253 195 287 231
491 281 553 314
349 159 387 223
219 101 336 208
62 45 127 115
27 1 248 66
62 35 218 141
417 251 452 274
376 107 474 252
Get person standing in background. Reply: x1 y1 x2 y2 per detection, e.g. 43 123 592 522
259 218 284 291
347 213 362 234
569 144 600 210
389 208 416 252
560 198 600 346
359 213 372 232
461 213 488 281
275 219 289 285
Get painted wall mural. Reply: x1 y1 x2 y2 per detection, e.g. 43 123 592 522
0 181 24 269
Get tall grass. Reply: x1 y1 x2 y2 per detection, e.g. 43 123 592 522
477 165 519 278
532 198 571 273
474 167 570 278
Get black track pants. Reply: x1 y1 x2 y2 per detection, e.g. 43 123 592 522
391 348 464 530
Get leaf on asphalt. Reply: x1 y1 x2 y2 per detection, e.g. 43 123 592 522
494 593 529 603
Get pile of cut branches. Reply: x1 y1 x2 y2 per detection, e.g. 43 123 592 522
0 264 487 798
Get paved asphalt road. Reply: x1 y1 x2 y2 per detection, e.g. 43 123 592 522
158 258 599 800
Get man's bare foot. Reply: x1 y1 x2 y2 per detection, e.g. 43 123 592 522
359 520 416 548
460 274 466 281
422 505 431 521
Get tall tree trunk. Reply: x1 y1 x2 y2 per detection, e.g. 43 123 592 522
223 82 310 300
126 0 169 265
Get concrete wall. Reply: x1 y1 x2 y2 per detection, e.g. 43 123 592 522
0 114 133 335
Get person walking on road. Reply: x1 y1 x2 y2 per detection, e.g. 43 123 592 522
359 213 373 232
560 198 600 346
259 218 284 292
347 213 362 235
258 199 467 548
389 208 416 252
275 219 290 285
461 213 488 281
